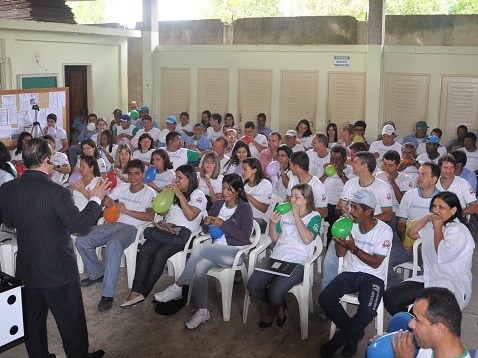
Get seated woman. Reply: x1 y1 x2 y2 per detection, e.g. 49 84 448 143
0 142 16 187
242 157 272 233
132 133 155 165
97 129 117 171
327 123 338 149
247 183 321 328
43 135 71 185
74 139 107 178
271 145 293 201
383 191 474 315
153 173 253 329
147 149 175 193
70 155 101 210
198 151 223 210
296 119 313 150
113 143 132 183
10 131 32 165
224 140 251 175
121 164 207 307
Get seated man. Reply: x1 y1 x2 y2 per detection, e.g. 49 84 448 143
392 287 472 358
133 115 161 147
307 132 330 178
75 159 156 311
243 121 268 158
206 113 224 143
398 142 419 186
368 124 402 169
256 112 272 137
319 190 392 357
459 132 478 173
284 130 305 153
185 123 211 152
165 131 201 170
416 128 446 156
450 150 477 195
403 121 429 149
416 135 441 165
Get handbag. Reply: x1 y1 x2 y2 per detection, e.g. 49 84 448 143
144 222 192 246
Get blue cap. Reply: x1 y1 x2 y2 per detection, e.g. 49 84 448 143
166 116 177 124
425 135 440 145
140 106 149 113
120 114 130 122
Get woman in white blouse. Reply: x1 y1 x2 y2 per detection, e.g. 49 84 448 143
70 155 101 210
198 151 223 210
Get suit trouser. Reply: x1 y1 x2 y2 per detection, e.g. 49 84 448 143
25 281 89 358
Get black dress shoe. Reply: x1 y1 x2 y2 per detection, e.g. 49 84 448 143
80 276 104 287
89 349 105 358
341 331 365 357
258 319 274 329
319 338 342 358
277 302 288 327
98 296 114 311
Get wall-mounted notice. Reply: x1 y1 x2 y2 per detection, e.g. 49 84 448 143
333 56 350 68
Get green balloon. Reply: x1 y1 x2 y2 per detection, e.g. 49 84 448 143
331 216 353 239
275 202 292 214
324 165 336 177
152 189 174 213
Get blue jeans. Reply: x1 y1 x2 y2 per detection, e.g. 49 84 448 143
319 271 385 345
177 243 244 309
247 265 304 317
75 222 137 298
321 243 339 291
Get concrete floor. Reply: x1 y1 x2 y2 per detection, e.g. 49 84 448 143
4 235 478 358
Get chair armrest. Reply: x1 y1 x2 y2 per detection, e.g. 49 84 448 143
411 238 422 278
192 234 212 248
181 228 205 251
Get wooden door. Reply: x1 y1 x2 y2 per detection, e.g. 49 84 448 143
64 65 88 130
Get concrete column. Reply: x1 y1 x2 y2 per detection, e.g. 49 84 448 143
142 0 159 119
365 0 386 139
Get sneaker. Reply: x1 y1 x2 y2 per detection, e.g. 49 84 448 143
154 284 182 302
80 276 103 287
185 310 211 330
341 330 365 357
97 296 114 311
319 338 341 358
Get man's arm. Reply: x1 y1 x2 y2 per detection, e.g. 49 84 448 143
463 201 478 216
334 234 385 269
376 207 393 222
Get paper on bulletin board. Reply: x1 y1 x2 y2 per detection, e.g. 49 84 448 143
0 126 12 139
17 110 32 127
2 95 16 108
49 92 58 108
0 108 7 126
57 91 66 107
19 93 39 110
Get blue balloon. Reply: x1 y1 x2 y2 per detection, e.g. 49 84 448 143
367 332 396 358
143 167 157 183
388 312 414 333
209 225 224 240
98 147 103 156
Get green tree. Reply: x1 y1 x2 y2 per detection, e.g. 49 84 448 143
66 0 107 24
281 0 368 20
204 0 282 22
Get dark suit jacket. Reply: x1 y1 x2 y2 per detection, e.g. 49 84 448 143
0 170 102 288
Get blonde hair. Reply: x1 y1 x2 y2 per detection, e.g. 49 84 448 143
291 183 315 214
114 143 132 169
200 151 220 179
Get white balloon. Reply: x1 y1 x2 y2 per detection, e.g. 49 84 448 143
87 123 96 131
46 126 57 137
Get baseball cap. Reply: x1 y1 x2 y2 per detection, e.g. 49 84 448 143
351 189 376 210
112 109 122 115
425 135 440 145
285 129 297 137
120 114 130 122
166 116 177 124
382 124 395 136
416 121 429 129
140 106 149 113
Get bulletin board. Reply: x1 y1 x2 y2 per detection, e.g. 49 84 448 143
0 87 69 149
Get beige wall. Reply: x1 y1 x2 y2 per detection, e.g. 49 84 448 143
0 19 139 123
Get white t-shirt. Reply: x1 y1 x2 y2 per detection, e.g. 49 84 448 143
245 179 272 221
73 176 101 210
307 149 330 178
248 134 268 158
134 127 161 143
413 220 474 310
132 149 155 163
459 147 478 172
53 126 67 152
416 153 440 165
287 175 327 210
298 135 313 150
416 348 470 358
165 148 200 170
9 149 22 162
108 184 156 227
270 169 293 201
206 126 224 142
436 176 477 209
75 157 107 174
116 125 137 145
219 155 230 174
400 163 419 188
343 220 392 281
340 178 393 216
290 143 305 153
213 203 238 246
50 151 70 185
0 169 14 187
153 170 175 190
177 122 194 133
165 189 207 231
368 140 403 168
271 211 321 265
198 174 223 197
375 171 414 213
396 188 441 221
323 165 354 205
416 142 446 156
99 144 117 172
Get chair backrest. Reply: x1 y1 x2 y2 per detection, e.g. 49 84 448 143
249 220 262 248
337 251 391 287
411 238 422 278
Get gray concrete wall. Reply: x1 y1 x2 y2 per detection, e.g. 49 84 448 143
158 19 224 45
128 37 143 107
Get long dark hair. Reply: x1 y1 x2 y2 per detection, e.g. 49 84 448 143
429 191 464 225
174 164 198 209
81 139 100 159
223 173 248 203
15 132 33 156
150 149 173 170
0 142 15 177
79 155 100 177
101 130 114 152
296 119 313 137
243 157 265 186
138 133 154 151
327 123 338 143
226 140 252 168
277 144 292 172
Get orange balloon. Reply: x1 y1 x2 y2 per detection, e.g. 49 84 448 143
104 205 120 223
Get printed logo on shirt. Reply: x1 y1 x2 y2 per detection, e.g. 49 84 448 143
387 193 392 200
470 188 475 194
322 194 326 201
196 197 203 203
382 240 391 248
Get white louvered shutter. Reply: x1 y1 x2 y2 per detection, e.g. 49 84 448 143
197 68 229 119
160 68 190 124
238 69 272 128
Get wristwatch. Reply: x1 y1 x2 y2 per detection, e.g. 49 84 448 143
338 173 345 178
351 247 360 255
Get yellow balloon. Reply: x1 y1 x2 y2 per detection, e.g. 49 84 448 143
404 219 418 247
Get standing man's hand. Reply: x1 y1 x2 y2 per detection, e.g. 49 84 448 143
89 178 111 201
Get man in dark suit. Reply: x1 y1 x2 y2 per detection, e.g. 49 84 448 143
0 138 109 358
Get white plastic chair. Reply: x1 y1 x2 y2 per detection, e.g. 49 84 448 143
256 193 286 262
329 254 390 339
71 234 84 274
394 238 422 280
316 220 329 273
187 220 261 321
94 217 153 289
243 231 323 340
